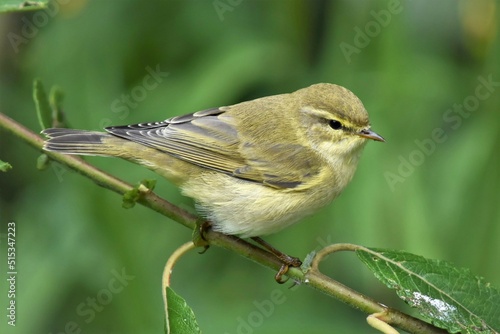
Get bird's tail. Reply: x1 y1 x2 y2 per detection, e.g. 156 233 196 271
42 128 121 157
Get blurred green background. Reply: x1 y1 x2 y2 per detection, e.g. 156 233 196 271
0 0 499 333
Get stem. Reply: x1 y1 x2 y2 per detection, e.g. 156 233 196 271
0 112 446 334
162 241 196 322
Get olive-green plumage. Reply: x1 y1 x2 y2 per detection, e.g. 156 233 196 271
42 83 384 237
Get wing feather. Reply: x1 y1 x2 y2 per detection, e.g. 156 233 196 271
105 107 319 189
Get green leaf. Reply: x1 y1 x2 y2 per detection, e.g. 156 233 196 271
0 159 12 172
301 251 316 273
357 248 500 334
36 154 50 170
33 78 52 130
49 86 67 128
122 179 156 209
165 286 201 334
140 179 156 191
122 191 138 209
0 0 48 13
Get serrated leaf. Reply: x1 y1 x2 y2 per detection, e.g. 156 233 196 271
357 248 500 334
0 0 48 13
33 78 52 130
165 286 201 334
1 159 12 172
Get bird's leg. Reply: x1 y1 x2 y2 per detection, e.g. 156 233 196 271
195 224 301 283
251 237 302 283
199 221 212 241
193 220 211 254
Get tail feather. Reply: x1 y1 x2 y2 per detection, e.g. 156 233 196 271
42 128 118 156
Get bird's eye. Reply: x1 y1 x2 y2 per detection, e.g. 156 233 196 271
329 120 343 130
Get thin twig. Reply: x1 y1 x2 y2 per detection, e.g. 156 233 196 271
162 241 196 326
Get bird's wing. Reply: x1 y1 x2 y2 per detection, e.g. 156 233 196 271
106 108 319 189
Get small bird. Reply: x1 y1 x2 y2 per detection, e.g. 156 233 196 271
42 83 383 269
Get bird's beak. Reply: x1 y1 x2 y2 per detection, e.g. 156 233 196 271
358 129 385 142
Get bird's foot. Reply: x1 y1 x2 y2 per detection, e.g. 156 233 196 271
251 236 302 284
192 220 211 253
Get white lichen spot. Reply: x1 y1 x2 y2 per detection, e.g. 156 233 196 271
410 292 457 321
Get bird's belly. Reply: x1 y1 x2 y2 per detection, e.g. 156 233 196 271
181 172 339 237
